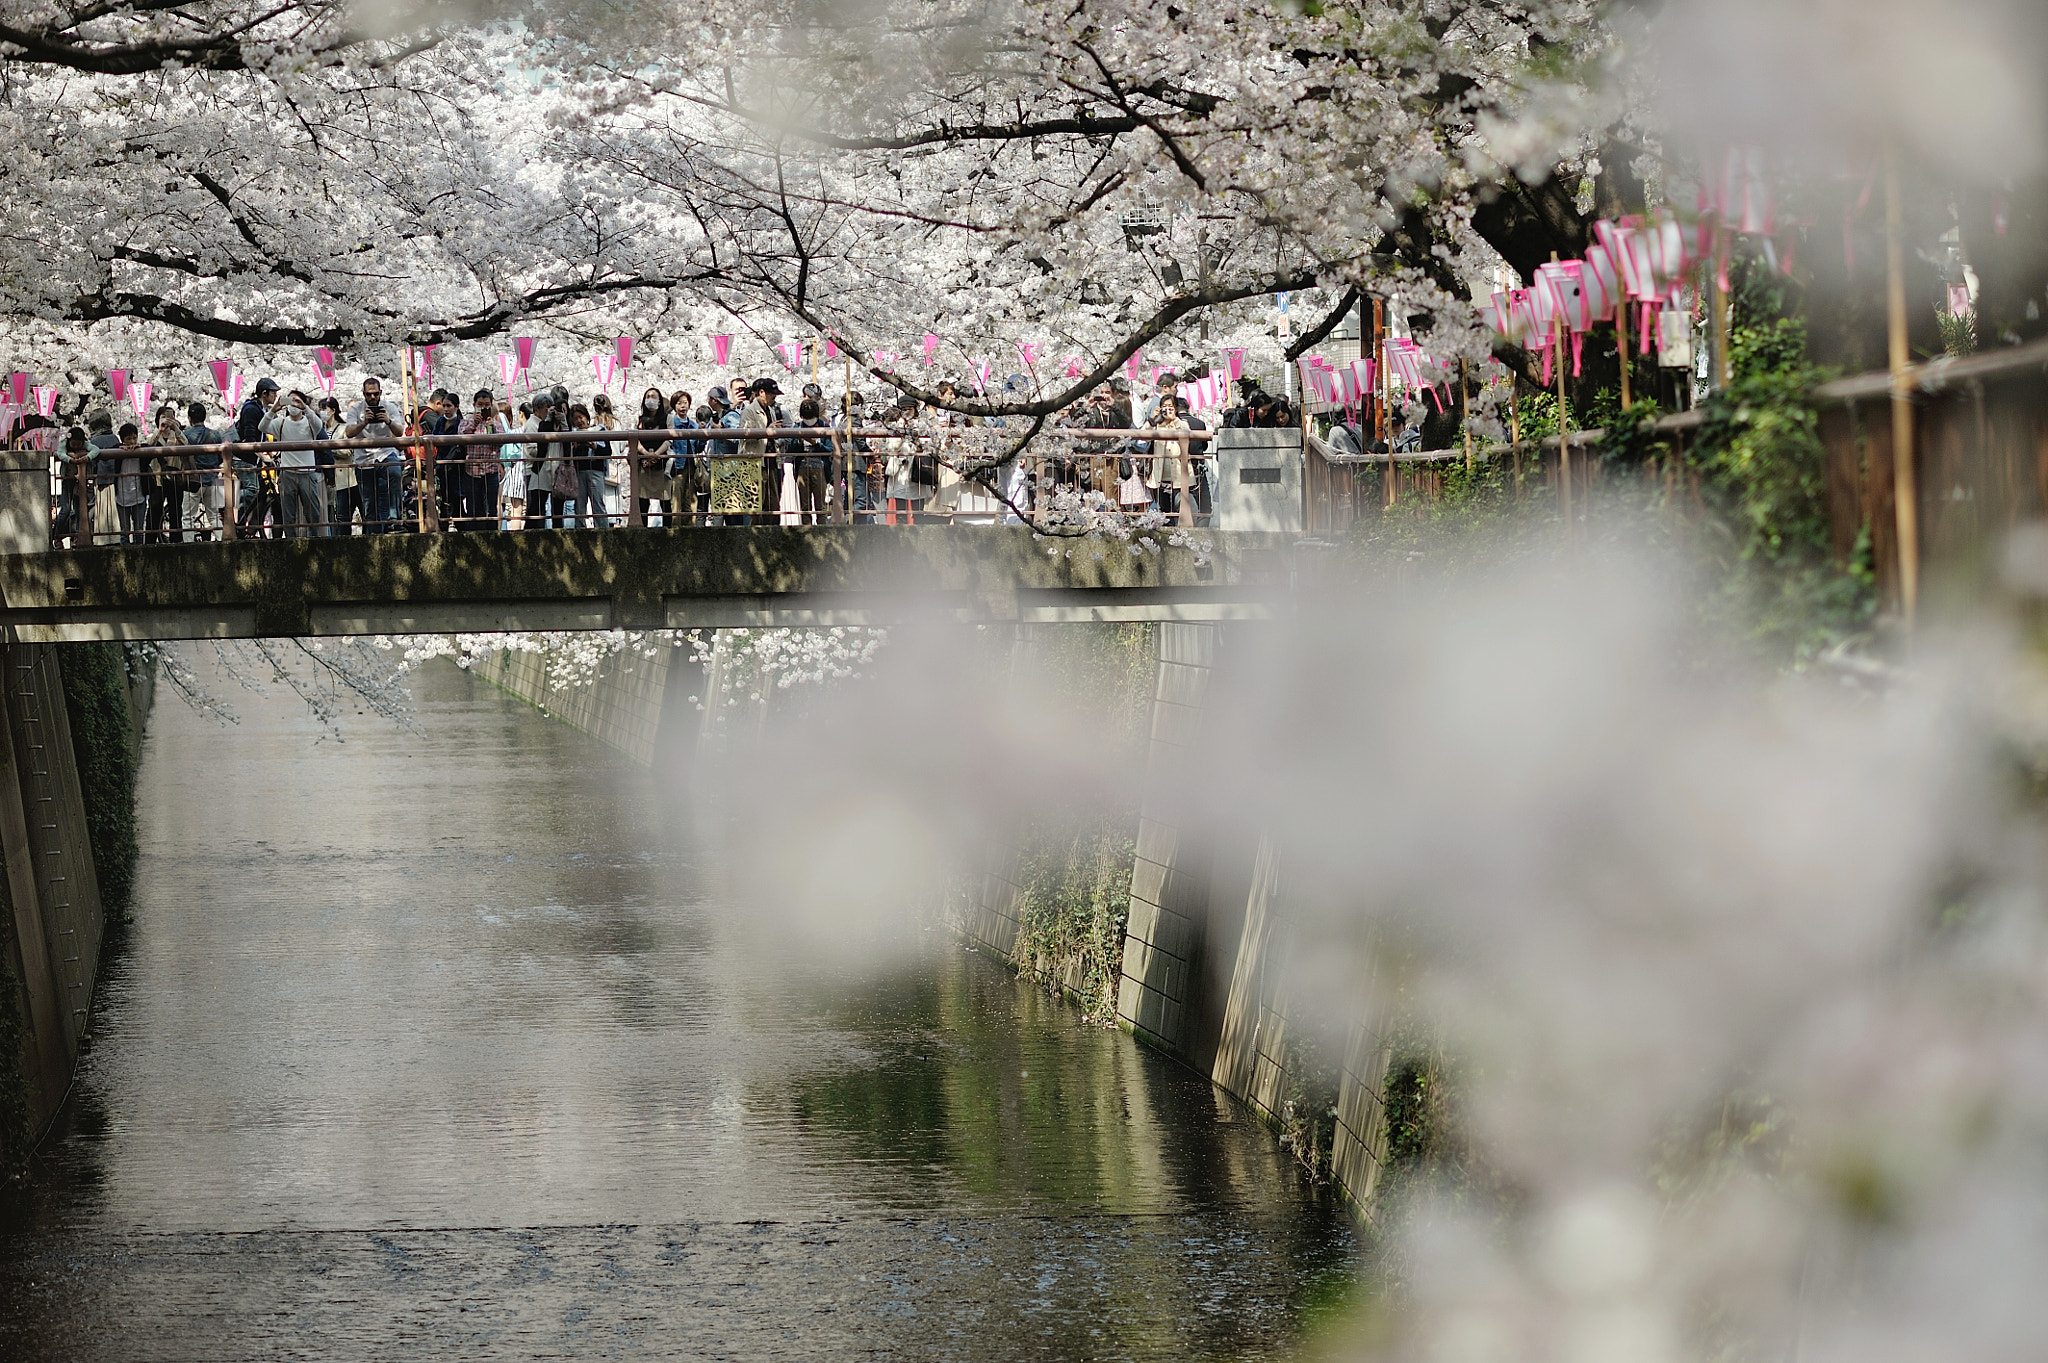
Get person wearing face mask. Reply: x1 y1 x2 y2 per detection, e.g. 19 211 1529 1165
631 387 672 526
263 388 330 537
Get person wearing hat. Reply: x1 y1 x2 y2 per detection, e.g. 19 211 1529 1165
750 377 789 519
704 384 756 525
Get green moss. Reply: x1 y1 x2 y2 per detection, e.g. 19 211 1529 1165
59 642 139 916
1011 817 1137 1022
1000 623 1155 1020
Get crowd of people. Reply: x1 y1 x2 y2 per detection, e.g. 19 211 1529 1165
12 363 1303 546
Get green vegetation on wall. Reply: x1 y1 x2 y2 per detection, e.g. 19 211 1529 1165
1011 818 1137 1022
1277 1029 1341 1182
1002 623 1155 1019
59 643 139 917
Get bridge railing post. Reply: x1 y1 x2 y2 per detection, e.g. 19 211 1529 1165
627 438 643 529
1178 434 1194 528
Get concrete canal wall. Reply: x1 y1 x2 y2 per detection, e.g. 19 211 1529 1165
468 642 704 769
952 622 1400 1212
475 626 1398 1213
1 641 149 1167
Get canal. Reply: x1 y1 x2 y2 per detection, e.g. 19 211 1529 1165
0 658 1357 1359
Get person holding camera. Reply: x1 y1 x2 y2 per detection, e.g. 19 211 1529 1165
343 378 405 533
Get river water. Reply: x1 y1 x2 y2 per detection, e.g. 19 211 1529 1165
0 658 1356 1360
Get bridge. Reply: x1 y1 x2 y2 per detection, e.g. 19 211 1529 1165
0 526 1302 642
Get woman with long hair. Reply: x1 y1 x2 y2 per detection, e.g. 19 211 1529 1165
630 386 672 526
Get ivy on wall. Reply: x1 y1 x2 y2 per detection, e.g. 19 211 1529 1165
1011 819 1137 1023
1002 623 1155 1020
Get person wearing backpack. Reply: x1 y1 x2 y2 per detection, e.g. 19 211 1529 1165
235 377 279 535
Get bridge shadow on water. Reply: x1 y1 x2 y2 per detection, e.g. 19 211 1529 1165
0 655 1356 1360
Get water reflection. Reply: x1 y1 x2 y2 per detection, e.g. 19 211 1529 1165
0 658 1354 1359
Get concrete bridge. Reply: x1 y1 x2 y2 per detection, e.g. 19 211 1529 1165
0 526 1301 642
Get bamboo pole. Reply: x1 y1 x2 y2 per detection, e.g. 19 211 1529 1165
1885 141 1919 628
1374 299 1393 508
1618 302 1633 412
1177 434 1194 527
1509 373 1523 497
1460 359 1474 474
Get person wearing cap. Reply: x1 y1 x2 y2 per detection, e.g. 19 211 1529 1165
520 389 567 530
754 377 791 519
234 377 280 534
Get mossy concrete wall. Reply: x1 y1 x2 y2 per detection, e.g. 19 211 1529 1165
1102 623 1399 1211
0 640 126 1167
1 525 1297 642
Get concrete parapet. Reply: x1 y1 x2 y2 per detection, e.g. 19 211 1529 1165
0 525 1299 642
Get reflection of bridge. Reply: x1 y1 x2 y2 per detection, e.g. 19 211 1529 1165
0 526 1301 642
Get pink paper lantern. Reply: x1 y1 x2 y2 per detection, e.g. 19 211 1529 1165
712 335 732 367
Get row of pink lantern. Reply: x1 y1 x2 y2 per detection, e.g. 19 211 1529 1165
1486 147 1783 384
1297 337 1456 414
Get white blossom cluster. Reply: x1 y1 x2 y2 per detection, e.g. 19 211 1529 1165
686 627 889 707
0 0 1629 432
378 630 681 692
1029 487 1214 567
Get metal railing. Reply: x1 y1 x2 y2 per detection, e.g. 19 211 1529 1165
11 425 1223 549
